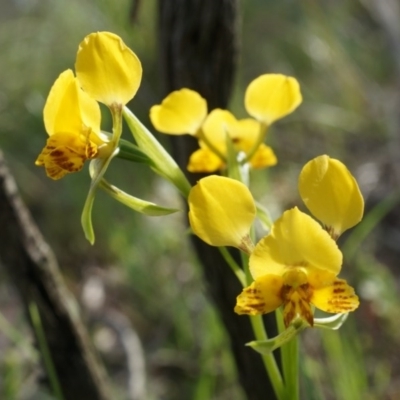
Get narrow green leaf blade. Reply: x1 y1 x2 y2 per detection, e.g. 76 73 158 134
99 179 180 216
247 320 306 354
117 139 156 166
81 148 119 244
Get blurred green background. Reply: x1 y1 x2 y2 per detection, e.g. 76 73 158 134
1 0 400 399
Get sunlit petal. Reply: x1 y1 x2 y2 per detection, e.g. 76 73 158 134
249 144 277 169
250 207 342 279
201 112 276 171
245 74 302 125
311 278 359 313
299 155 364 238
187 148 223 173
38 69 104 180
306 269 336 289
188 176 256 250
150 89 207 135
35 132 97 179
76 32 142 106
229 118 262 148
234 275 283 315
202 109 237 145
44 70 101 138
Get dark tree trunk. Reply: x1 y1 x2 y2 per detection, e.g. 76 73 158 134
157 1 279 399
0 150 112 400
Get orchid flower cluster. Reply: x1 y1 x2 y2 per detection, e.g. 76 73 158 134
36 32 364 399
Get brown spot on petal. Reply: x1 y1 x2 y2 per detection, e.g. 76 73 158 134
322 279 359 313
282 282 314 327
235 282 272 316
333 288 345 294
324 225 339 241
85 142 98 159
50 149 64 157
247 302 266 310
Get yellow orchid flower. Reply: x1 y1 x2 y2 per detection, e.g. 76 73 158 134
188 176 256 253
151 74 301 173
35 69 110 180
150 89 207 135
75 31 142 107
235 207 359 327
187 109 277 173
245 73 302 126
37 32 143 180
36 32 145 243
298 155 364 239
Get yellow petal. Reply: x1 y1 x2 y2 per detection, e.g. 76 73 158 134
202 112 272 167
228 118 263 152
150 89 207 135
188 176 256 250
202 109 237 146
311 278 359 313
234 275 283 315
187 148 223 173
250 207 342 280
230 118 261 144
249 144 277 169
245 74 302 125
44 70 101 139
75 32 142 106
35 132 97 180
306 269 336 289
298 155 364 238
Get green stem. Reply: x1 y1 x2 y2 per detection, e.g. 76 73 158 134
0 311 37 359
241 252 285 400
250 315 285 400
196 128 226 162
226 129 285 399
29 302 64 400
285 336 299 400
241 251 253 285
243 122 268 163
277 310 299 400
218 247 246 287
110 104 123 145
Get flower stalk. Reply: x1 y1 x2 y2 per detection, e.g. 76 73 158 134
34 31 364 399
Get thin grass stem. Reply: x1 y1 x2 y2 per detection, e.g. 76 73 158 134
29 302 64 400
218 247 246 287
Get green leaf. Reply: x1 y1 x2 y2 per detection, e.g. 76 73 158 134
225 133 240 180
123 107 191 197
99 178 180 216
81 148 119 244
248 313 349 356
243 122 267 163
247 319 307 354
117 139 156 166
